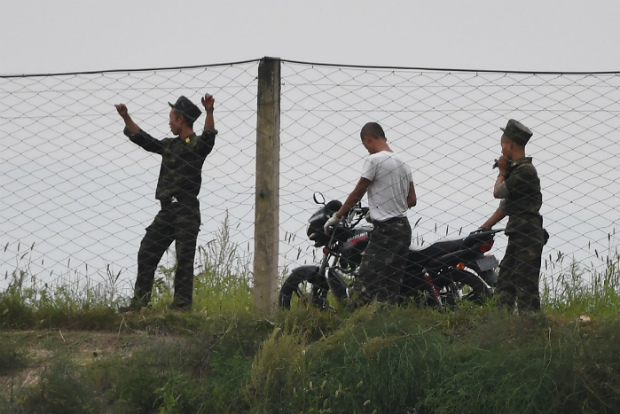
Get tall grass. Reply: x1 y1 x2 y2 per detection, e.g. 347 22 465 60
541 253 620 318
0 216 254 330
0 268 119 330
1 224 619 413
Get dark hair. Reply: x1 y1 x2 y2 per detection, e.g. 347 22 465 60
360 122 385 140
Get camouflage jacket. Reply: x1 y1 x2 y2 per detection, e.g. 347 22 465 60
499 157 543 234
124 127 217 200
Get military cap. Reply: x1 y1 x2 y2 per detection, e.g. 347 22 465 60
168 96 202 122
501 119 533 146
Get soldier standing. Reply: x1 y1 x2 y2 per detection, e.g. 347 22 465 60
324 122 417 307
480 119 547 313
115 93 217 312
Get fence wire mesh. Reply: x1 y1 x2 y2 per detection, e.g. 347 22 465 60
0 62 259 294
1 59 619 298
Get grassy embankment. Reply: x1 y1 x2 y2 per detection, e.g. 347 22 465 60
1 228 619 414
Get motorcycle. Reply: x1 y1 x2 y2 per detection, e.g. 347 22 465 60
278 192 503 310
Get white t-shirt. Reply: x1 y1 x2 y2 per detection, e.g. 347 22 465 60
361 151 413 222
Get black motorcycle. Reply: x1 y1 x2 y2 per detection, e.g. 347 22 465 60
278 193 502 310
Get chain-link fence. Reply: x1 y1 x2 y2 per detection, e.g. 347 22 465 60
1 58 619 298
0 61 259 293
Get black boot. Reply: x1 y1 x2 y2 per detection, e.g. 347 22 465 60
119 297 148 313
169 298 192 312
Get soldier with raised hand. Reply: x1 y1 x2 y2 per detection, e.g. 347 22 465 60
480 119 547 313
114 93 217 312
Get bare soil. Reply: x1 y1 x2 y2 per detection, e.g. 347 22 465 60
1 329 154 398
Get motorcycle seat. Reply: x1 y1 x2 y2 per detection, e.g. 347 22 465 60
408 238 465 263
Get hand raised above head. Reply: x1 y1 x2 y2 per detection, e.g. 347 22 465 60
114 104 128 117
201 93 215 111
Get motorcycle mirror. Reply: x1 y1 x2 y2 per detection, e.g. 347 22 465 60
313 192 326 205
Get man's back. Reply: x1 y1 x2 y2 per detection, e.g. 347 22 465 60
362 151 412 221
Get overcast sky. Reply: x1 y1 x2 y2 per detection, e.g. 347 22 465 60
1 0 619 75
1 0 619 291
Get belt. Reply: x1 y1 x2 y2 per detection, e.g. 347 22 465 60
375 216 408 225
160 195 198 208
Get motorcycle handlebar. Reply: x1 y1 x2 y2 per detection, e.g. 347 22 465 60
463 228 504 248
469 228 505 236
344 206 369 228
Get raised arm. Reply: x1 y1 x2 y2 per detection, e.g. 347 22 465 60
114 104 140 135
493 155 511 199
201 93 215 131
115 103 164 154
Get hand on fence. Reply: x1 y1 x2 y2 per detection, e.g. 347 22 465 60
114 104 129 117
201 94 215 111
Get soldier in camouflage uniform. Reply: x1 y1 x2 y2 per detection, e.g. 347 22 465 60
480 119 547 313
324 122 417 307
115 94 217 311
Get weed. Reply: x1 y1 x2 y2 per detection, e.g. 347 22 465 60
14 356 101 414
2 223 620 414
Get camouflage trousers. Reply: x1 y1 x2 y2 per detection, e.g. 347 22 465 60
496 228 545 313
133 198 201 308
356 216 411 305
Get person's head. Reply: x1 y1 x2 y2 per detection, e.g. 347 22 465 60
360 122 387 153
500 119 532 158
168 96 201 135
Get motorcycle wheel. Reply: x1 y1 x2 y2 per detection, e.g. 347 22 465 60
278 272 312 310
449 268 494 303
278 270 348 310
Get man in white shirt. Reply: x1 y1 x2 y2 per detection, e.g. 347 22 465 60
324 122 417 307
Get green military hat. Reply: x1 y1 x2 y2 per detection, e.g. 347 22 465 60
501 119 533 146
